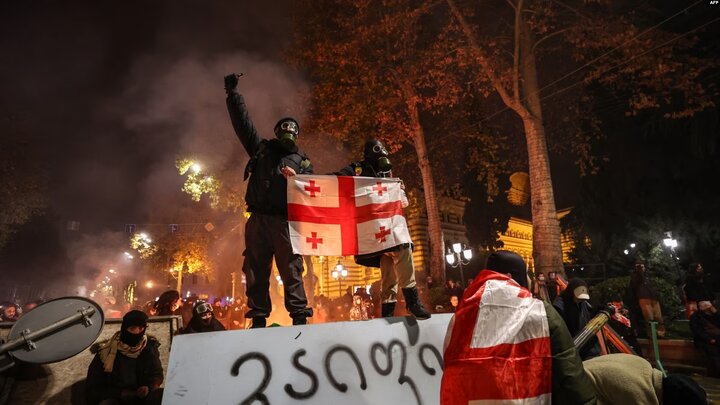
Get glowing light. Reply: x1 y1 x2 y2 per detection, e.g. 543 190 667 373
146 281 154 289
629 243 636 248
623 249 629 255
109 269 116 274
192 163 202 173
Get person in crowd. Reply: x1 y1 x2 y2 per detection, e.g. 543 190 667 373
224 73 314 328
85 310 163 405
583 353 707 405
628 262 666 338
0 302 20 322
330 139 430 320
181 301 226 334
212 298 226 320
685 262 713 319
441 251 596 404
349 294 369 321
690 300 720 377
554 278 601 359
449 295 459 312
531 272 551 302
447 279 464 299
153 290 181 316
547 271 561 303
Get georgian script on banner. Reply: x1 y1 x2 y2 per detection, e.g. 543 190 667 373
163 315 451 405
287 175 411 256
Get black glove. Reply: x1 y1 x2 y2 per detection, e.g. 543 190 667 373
224 73 241 93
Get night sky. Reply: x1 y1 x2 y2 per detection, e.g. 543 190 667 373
0 1 343 289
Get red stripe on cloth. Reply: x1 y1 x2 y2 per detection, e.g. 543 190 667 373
287 176 404 255
442 270 552 404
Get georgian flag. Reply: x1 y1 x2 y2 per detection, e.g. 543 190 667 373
441 270 552 404
287 175 411 256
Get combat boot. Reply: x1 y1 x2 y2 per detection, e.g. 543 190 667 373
251 317 266 328
381 302 396 317
402 287 431 320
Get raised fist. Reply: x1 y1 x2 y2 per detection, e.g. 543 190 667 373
224 73 241 93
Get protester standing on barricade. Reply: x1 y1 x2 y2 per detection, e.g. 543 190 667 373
332 139 430 319
224 73 314 328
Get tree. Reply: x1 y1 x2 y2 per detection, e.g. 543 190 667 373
290 0 477 282
444 0 717 275
0 128 47 248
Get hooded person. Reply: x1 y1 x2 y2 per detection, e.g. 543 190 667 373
85 310 164 405
182 301 226 334
554 278 601 360
583 353 707 405
331 139 430 320
0 302 20 322
441 250 596 405
224 73 314 328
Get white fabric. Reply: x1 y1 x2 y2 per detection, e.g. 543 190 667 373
470 279 549 348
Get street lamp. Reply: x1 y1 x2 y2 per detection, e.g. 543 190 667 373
331 261 348 297
446 243 473 287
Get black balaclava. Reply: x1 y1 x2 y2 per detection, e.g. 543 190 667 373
274 117 299 151
485 250 528 288
363 139 392 176
193 301 214 326
120 310 148 346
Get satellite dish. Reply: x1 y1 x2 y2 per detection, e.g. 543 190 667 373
0 297 103 369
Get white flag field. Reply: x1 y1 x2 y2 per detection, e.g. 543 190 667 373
287 175 412 256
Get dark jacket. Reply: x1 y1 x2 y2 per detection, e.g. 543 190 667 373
555 279 601 360
629 270 658 301
85 337 163 405
333 160 409 267
690 310 720 345
544 301 598 405
685 274 713 302
182 315 226 334
226 92 313 217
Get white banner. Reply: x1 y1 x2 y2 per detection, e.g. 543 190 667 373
163 315 451 405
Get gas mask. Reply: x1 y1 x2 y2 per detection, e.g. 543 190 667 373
274 118 299 151
363 139 392 175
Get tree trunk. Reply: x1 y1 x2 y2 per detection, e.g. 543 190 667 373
519 15 564 276
446 0 565 276
407 95 446 283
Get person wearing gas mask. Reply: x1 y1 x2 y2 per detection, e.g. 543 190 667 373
86 310 164 405
182 301 226 334
334 139 431 320
224 73 314 328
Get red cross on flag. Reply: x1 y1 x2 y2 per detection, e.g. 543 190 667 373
287 175 412 256
441 270 552 404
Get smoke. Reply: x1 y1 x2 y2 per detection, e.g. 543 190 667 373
0 0 351 297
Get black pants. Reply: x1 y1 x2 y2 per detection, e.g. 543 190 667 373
243 213 312 319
